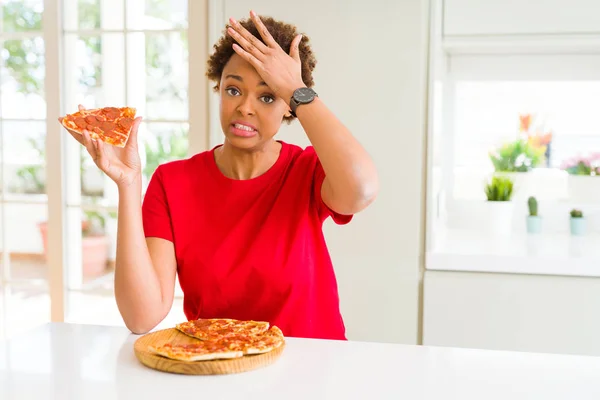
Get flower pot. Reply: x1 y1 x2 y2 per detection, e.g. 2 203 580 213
82 235 109 279
568 175 600 203
570 217 586 236
486 200 514 236
37 221 108 280
526 216 542 234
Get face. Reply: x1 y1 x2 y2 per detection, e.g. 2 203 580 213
219 54 291 150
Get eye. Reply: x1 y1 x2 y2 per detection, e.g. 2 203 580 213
225 87 240 96
260 95 275 104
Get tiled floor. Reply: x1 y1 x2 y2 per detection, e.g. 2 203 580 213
0 257 186 340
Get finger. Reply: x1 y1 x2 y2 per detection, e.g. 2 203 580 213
232 43 262 69
95 137 109 171
82 130 99 162
126 117 143 149
227 18 269 56
249 10 278 48
289 34 302 62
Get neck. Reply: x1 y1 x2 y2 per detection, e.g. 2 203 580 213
215 139 282 180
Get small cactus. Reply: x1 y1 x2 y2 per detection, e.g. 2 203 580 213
527 196 538 216
570 209 583 218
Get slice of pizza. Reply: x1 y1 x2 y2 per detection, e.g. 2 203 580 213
148 341 244 362
175 318 270 341
60 106 137 148
243 326 285 355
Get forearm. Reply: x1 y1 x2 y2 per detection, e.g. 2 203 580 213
114 179 164 333
295 97 379 212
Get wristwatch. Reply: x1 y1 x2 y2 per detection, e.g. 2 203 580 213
289 87 318 117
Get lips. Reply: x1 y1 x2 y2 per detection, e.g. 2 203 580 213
230 121 258 138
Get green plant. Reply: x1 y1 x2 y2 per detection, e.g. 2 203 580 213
485 176 514 201
528 196 538 217
82 209 106 237
143 132 188 180
489 139 546 172
570 209 583 219
14 137 46 194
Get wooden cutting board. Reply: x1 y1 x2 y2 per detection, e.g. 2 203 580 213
134 328 285 375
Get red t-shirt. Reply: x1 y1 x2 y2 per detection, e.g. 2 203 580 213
141 141 352 340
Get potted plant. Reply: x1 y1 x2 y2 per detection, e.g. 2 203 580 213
489 137 545 199
484 175 514 236
81 209 109 279
569 209 585 236
38 209 109 280
526 196 542 234
561 153 600 203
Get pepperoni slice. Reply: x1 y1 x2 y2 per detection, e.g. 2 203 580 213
101 121 116 132
85 115 101 125
103 107 121 120
74 117 87 129
118 117 133 130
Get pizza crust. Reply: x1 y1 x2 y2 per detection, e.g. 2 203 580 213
148 343 244 362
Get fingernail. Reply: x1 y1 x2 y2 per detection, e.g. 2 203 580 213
230 17 237 24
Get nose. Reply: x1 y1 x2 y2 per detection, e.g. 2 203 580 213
236 95 255 116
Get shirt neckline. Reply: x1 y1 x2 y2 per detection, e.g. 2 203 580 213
208 140 290 184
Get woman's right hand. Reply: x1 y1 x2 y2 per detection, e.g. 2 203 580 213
58 105 144 189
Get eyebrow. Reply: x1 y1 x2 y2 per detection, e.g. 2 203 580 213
225 74 268 87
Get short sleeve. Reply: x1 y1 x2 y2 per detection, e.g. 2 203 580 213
312 155 353 225
142 166 174 242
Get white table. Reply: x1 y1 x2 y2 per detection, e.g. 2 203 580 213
2 323 600 399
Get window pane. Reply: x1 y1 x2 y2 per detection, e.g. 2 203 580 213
63 0 125 30
2 121 46 195
2 0 43 32
454 81 600 169
63 34 126 110
126 0 187 30
126 32 188 120
140 122 188 189
1 37 46 119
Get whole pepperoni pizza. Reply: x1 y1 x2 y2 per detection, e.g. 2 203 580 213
60 106 137 148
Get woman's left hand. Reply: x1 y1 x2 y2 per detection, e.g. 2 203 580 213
227 10 305 103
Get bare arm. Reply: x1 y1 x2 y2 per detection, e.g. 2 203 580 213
225 13 379 216
294 97 379 215
59 107 177 334
114 179 177 334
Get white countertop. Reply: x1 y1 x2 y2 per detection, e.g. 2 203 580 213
2 324 600 399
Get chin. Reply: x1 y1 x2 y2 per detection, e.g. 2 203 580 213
224 134 264 149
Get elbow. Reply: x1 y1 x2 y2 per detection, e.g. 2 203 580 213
335 180 379 215
124 319 156 335
351 181 379 213
120 310 164 335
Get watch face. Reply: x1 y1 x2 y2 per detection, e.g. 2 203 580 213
294 87 316 103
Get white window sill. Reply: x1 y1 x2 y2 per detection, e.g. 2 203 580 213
426 228 600 278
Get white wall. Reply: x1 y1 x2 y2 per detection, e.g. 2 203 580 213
218 0 430 344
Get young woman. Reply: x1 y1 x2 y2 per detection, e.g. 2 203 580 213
60 11 378 340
